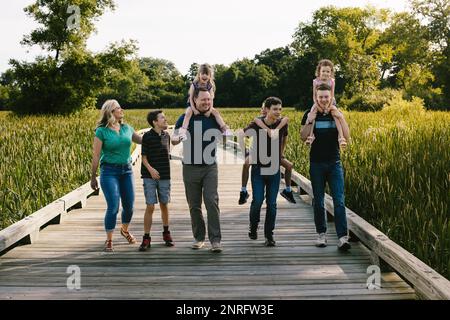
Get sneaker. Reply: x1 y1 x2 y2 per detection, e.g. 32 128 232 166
280 189 296 204
337 236 351 251
120 228 136 244
104 240 114 252
163 231 174 247
139 236 151 251
210 242 222 253
264 237 276 247
191 239 205 249
239 190 249 205
315 233 327 247
248 225 258 240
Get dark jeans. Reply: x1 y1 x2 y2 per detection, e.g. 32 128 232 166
100 163 135 232
309 160 348 238
249 165 281 238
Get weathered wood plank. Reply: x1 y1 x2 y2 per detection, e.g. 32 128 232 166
289 169 450 300
0 142 419 300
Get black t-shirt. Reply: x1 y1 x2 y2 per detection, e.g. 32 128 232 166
174 113 221 165
301 109 340 162
141 129 171 179
244 117 288 167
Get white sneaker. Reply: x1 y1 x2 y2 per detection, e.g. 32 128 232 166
191 240 205 249
338 236 351 251
315 233 327 247
210 242 222 253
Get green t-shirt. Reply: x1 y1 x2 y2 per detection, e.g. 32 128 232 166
95 124 134 165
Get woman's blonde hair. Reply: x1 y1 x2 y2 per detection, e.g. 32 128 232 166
315 59 335 78
96 99 123 129
194 63 216 93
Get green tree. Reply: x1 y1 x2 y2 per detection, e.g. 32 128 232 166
22 0 115 62
292 6 389 97
7 0 151 114
410 0 450 108
9 41 138 114
139 57 186 107
214 59 277 106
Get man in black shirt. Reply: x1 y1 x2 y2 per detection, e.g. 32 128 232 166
173 88 223 253
242 97 288 247
300 83 351 251
139 110 174 251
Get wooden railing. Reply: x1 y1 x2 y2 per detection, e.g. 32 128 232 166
223 138 450 300
0 129 146 254
1 129 449 299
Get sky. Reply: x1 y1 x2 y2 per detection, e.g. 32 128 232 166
0 0 410 75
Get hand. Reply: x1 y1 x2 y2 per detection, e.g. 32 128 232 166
307 109 317 124
329 106 342 119
149 168 160 180
270 129 279 139
90 177 98 190
204 109 212 117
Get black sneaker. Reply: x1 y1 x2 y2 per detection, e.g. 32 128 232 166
248 225 258 240
280 189 296 204
264 237 276 247
337 236 351 252
163 231 174 247
239 190 249 205
139 236 151 251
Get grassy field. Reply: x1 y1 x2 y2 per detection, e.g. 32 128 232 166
0 106 449 279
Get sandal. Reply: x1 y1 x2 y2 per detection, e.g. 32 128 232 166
120 228 137 244
104 240 114 252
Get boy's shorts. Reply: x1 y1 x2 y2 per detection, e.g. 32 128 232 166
143 178 171 205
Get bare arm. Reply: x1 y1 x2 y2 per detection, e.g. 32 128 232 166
142 155 160 180
171 128 182 145
330 106 350 141
132 131 142 144
276 117 289 130
210 89 215 109
328 79 336 109
188 84 200 115
90 137 102 190
281 135 288 156
300 110 317 142
254 118 269 131
236 129 246 154
313 83 318 106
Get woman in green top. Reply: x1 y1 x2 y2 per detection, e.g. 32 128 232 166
90 100 142 252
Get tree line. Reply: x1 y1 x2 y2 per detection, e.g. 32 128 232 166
0 0 448 114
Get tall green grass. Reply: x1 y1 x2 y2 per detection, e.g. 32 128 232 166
0 106 449 279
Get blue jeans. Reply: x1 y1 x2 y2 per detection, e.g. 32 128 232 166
100 163 135 232
249 165 281 238
309 160 348 238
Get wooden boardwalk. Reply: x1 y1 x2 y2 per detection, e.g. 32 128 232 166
0 146 416 300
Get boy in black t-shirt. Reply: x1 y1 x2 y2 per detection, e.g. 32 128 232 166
139 110 174 251
241 97 288 247
300 83 351 251
238 104 296 205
